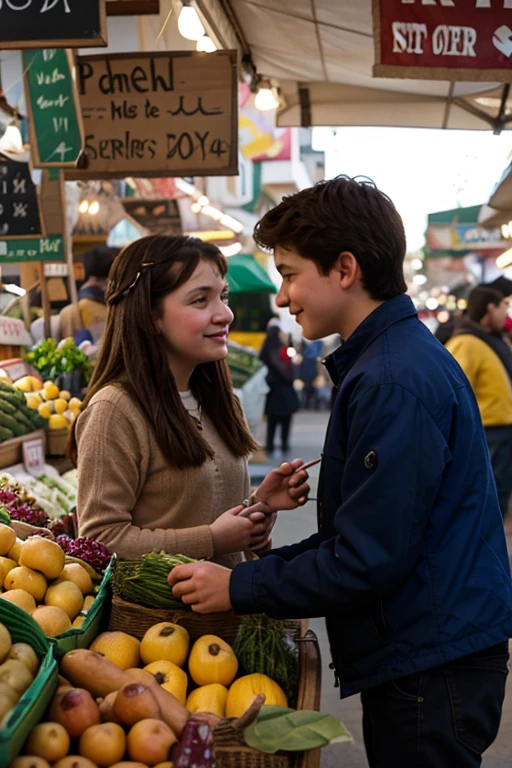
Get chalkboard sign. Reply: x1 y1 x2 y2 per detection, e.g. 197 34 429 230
0 236 64 264
23 49 84 168
0 156 43 239
67 50 238 180
0 0 107 50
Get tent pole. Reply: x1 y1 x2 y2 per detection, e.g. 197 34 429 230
493 84 510 136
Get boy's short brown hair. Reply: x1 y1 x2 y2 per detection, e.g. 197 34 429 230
254 175 407 301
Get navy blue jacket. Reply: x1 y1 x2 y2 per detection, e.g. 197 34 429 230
230 296 512 696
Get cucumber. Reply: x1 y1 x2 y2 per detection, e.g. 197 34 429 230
20 405 46 430
0 397 17 416
14 410 35 432
0 426 14 442
0 411 27 437
0 390 26 408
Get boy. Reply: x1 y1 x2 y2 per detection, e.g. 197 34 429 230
170 176 512 767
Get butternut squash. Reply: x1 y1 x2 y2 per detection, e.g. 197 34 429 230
60 650 189 736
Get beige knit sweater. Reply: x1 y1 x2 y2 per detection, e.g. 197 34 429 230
75 385 250 567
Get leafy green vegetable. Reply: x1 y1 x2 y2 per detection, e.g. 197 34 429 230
24 338 94 384
243 706 353 754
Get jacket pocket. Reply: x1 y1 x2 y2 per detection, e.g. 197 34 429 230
369 599 389 645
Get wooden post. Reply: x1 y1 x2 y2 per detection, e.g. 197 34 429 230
58 170 78 306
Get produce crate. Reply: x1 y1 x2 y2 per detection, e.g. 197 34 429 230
46 426 69 457
108 602 321 768
51 556 115 657
0 428 46 470
0 600 59 766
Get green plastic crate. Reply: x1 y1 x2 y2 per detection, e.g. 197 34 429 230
51 556 115 657
0 600 58 766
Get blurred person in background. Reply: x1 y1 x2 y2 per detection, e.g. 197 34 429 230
59 245 119 346
298 338 323 409
259 320 299 456
445 285 512 517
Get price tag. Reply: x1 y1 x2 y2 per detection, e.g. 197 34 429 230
23 438 45 478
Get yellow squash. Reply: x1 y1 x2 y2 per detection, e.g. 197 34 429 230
186 683 228 717
143 659 188 705
90 631 140 670
188 634 238 687
140 622 190 668
226 674 288 718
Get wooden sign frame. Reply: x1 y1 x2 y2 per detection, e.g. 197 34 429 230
67 50 239 180
0 0 107 50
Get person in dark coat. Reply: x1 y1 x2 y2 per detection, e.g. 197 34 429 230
259 322 299 454
170 176 512 768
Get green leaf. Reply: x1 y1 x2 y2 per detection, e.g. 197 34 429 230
243 706 353 754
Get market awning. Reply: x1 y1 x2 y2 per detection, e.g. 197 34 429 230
478 163 512 230
195 0 512 131
226 254 277 294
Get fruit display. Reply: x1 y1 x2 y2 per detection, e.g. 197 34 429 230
0 382 47 445
0 620 41 726
0 530 100 636
9 621 288 768
23 339 94 389
16 379 83 433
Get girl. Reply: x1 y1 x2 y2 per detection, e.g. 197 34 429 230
70 235 309 567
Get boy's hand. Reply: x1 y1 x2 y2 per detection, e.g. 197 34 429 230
255 458 310 512
169 562 232 613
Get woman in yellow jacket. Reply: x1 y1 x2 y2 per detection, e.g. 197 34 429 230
445 285 512 517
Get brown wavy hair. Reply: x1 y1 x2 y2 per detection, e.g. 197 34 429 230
254 175 407 301
68 235 259 468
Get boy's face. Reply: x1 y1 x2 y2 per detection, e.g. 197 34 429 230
274 246 344 340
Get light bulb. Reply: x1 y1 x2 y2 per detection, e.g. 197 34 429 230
178 4 205 41
0 124 23 153
89 200 100 215
255 86 279 111
426 298 439 311
191 202 202 213
196 35 216 52
79 200 89 214
197 195 209 206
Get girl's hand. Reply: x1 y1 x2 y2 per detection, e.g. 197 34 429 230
210 504 268 556
249 511 277 552
255 458 310 512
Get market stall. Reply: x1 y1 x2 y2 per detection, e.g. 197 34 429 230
0 501 350 768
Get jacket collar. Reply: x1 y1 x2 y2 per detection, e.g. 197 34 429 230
324 295 418 385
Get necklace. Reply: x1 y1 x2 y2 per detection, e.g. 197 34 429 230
189 404 203 431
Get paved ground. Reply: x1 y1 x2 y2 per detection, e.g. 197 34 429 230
251 409 512 768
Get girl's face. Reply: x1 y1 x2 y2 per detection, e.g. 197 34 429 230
156 258 234 388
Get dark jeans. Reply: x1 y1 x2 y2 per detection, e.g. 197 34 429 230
487 437 512 518
266 414 293 453
361 642 509 767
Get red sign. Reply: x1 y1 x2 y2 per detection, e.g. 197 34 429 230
373 0 512 81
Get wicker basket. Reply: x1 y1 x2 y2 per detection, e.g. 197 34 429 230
108 599 321 768
109 597 304 644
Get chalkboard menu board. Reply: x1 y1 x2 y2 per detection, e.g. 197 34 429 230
0 156 43 239
0 0 107 50
23 49 84 168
